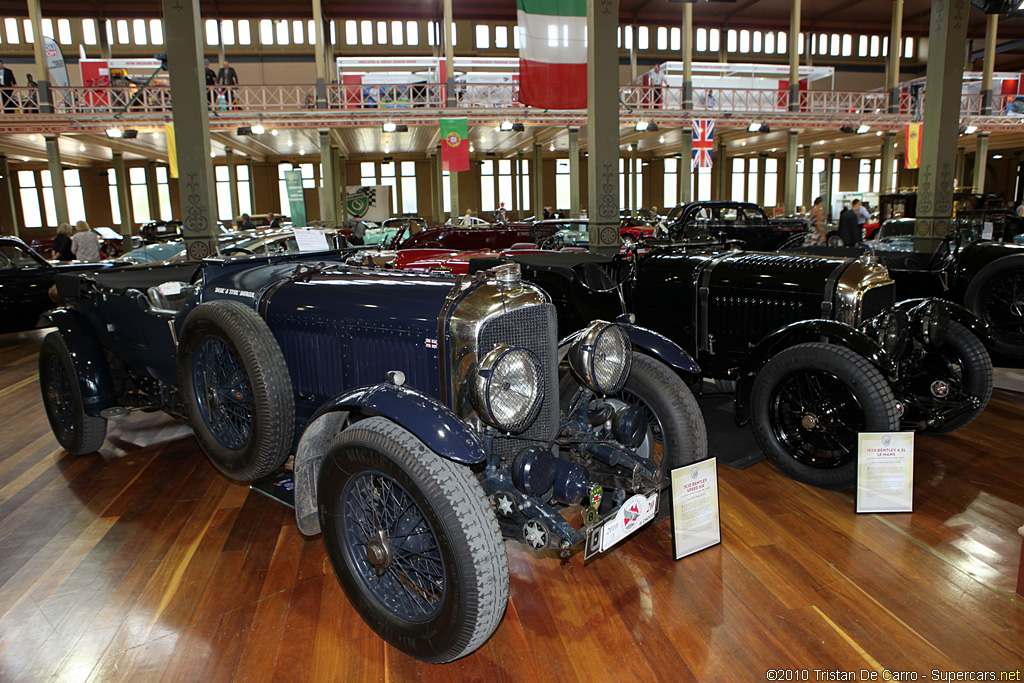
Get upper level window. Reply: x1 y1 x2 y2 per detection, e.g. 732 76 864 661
495 25 508 48
151 19 164 44
476 25 489 49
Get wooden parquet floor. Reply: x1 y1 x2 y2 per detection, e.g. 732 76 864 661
1 328 1022 682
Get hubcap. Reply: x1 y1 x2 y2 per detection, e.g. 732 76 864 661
800 414 819 430
365 529 393 576
930 380 950 398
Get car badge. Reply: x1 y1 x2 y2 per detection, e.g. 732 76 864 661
588 484 602 508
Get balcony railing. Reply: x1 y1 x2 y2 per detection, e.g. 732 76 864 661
1 83 1021 125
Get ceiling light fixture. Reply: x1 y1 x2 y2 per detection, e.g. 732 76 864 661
29 134 37 141
993 154 1003 159
549 143 555 151
659 135 665 143
856 124 871 134
876 130 884 136
963 125 978 135
105 128 124 138
251 124 265 135
469 143 475 152
237 126 253 136
500 120 514 131
271 129 279 136
635 121 658 131
286 139 293 147
78 144 86 151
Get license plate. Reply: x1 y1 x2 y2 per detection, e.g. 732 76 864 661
583 491 659 560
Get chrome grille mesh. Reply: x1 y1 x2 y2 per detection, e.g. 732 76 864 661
478 303 558 462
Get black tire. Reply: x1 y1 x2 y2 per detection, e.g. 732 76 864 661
621 233 637 249
963 254 1024 358
826 231 843 247
750 343 899 490
318 417 508 663
39 332 107 455
918 321 993 434
560 353 708 520
178 300 294 481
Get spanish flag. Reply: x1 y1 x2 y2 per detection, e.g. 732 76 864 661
165 123 178 178
905 123 921 169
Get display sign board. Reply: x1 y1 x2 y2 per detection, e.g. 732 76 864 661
292 228 330 252
284 171 307 228
345 185 392 223
670 458 721 560
856 432 914 513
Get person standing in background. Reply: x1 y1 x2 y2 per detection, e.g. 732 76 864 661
218 60 239 109
204 60 217 108
808 197 826 245
52 223 74 261
0 60 17 113
853 199 870 231
70 221 102 262
25 74 38 113
266 212 281 229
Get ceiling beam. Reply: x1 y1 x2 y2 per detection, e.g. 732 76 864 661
210 132 268 161
77 134 170 162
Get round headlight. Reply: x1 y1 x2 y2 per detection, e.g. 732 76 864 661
568 322 632 395
471 345 544 433
874 310 908 358
918 301 949 346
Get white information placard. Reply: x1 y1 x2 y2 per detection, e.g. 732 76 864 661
670 458 721 560
292 228 331 252
982 222 994 241
856 432 914 513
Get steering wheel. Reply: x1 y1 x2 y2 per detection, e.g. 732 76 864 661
222 246 255 256
541 235 565 251
927 235 955 270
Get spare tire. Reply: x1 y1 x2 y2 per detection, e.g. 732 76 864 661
178 300 294 481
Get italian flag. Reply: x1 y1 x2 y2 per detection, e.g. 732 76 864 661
517 0 587 110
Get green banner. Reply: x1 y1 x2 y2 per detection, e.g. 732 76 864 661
284 170 306 228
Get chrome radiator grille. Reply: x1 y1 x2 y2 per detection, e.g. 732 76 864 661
478 303 559 462
859 284 897 325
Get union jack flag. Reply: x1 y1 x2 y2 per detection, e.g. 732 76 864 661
692 119 715 169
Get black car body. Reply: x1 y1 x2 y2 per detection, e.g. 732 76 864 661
40 250 706 662
0 237 109 334
666 201 808 251
811 217 1024 359
489 245 993 490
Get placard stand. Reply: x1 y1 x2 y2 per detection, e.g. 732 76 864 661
670 458 721 560
856 432 914 513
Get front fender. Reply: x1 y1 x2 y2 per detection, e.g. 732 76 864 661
734 319 892 425
558 320 700 376
291 383 485 536
893 298 995 345
43 309 116 416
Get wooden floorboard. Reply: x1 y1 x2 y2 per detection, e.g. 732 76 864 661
1 328 1022 682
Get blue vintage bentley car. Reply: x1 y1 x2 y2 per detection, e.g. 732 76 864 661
40 250 706 662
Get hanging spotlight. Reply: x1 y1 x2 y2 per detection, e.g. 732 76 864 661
271 129 279 136
237 126 253 136
963 125 978 135
635 121 651 131
105 128 124 139
856 124 871 134
500 120 514 131
251 124 265 135
747 122 760 132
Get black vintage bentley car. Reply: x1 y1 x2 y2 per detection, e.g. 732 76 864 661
665 201 809 251
479 245 993 490
805 216 1024 359
0 236 110 335
40 251 706 662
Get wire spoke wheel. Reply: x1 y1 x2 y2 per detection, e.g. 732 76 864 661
193 335 253 451
45 354 75 434
770 369 864 468
983 270 1024 341
341 470 446 622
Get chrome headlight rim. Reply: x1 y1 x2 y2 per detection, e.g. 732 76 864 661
871 309 909 358
568 321 632 395
471 344 544 433
916 300 950 347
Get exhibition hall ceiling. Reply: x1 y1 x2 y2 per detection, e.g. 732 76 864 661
0 0 1019 39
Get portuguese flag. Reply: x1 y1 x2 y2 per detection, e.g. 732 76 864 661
517 0 587 110
440 118 470 173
